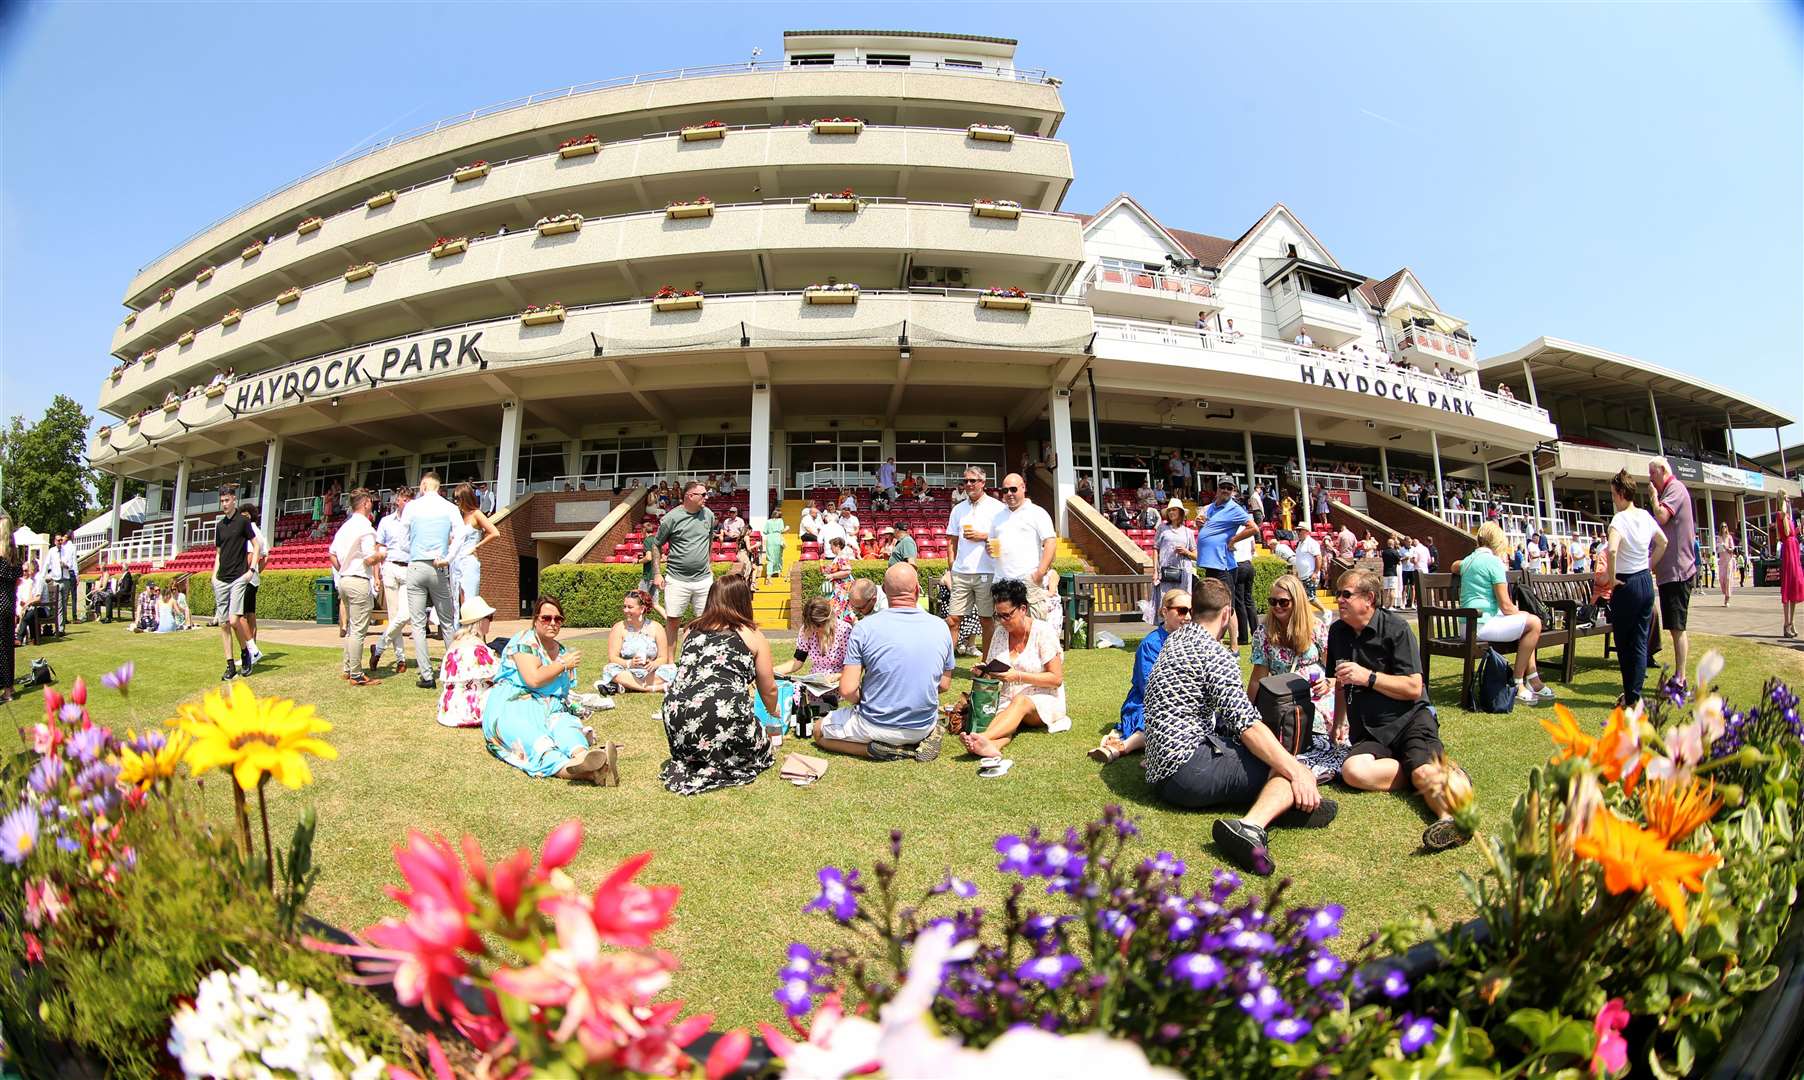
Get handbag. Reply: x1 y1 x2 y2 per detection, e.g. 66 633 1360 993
23 658 55 688
1510 581 1551 624
1159 565 1184 585
1471 648 1517 714
1253 673 1312 755
779 753 830 787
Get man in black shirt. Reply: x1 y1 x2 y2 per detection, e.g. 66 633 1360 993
212 484 260 681
1379 538 1403 609
1326 567 1472 851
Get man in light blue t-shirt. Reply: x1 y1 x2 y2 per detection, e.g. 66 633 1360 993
816 563 953 762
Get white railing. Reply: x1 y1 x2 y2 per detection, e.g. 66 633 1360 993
1087 266 1220 302
101 522 176 566
186 519 217 548
73 533 110 555
1393 324 1479 366
137 57 1058 275
798 461 994 494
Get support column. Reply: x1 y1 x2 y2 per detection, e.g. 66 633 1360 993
1738 494 1749 560
1481 457 1491 492
1293 408 1311 530
1520 360 1541 410
406 453 423 486
749 385 773 527
770 428 786 502
564 440 582 487
1648 387 1665 455
1379 445 1390 490
1527 448 1543 531
1705 488 1718 558
664 433 681 484
1085 368 1103 503
259 436 285 541
1724 410 1738 467
1049 388 1077 533
1777 427 1789 478
495 401 523 508
108 472 125 547
171 459 192 551
1543 472 1558 533
1429 430 1445 517
1242 428 1257 494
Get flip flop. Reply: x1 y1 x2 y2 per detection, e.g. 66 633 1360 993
977 758 1014 779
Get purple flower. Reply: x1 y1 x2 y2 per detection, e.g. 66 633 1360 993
931 872 978 899
1264 1016 1312 1043
27 757 64 794
1023 914 1069 940
129 729 167 754
1169 952 1224 990
1016 952 1082 989
1380 968 1410 999
1167 913 1201 941
996 834 1036 875
1297 903 1344 942
58 703 84 725
1212 868 1241 901
1036 842 1078 877
65 728 107 764
1398 1013 1437 1055
0 805 41 865
803 866 860 922
102 661 134 695
1100 909 1135 938
1227 928 1276 954
1144 851 1187 877
773 975 814 1017
1238 984 1290 1022
54 836 80 855
1304 952 1347 987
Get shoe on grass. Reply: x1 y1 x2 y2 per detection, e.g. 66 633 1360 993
911 727 943 762
345 672 372 687
416 675 437 690
1272 798 1340 829
1422 817 1472 852
1212 818 1274 877
867 740 915 763
222 662 238 682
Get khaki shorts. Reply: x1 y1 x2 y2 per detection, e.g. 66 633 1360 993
820 705 932 747
948 572 994 619
1024 581 1058 623
664 573 713 619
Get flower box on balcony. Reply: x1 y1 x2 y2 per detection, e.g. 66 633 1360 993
803 285 860 306
666 199 714 220
109 368 123 382
972 199 1022 220
651 292 704 313
241 241 264 261
158 288 175 304
811 118 864 136
162 399 180 414
123 312 136 328
681 122 727 142
297 216 323 235
536 215 583 236
968 124 1015 143
452 161 490 183
205 384 226 399
808 194 859 213
344 263 377 282
520 304 566 326
276 287 301 306
978 289 1033 312
366 189 397 209
140 349 158 363
558 135 600 159
195 266 215 284
126 415 140 429
177 330 196 346
430 237 469 258
97 425 112 438
222 309 242 327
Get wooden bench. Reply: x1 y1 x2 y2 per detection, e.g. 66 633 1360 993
1414 571 1575 709
1523 571 1660 667
1069 574 1154 648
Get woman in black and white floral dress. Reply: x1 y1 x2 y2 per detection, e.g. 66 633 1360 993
659 575 780 796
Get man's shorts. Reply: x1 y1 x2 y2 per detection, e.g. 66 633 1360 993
664 573 714 619
243 573 260 615
819 705 932 748
213 572 252 623
1153 735 1269 810
1658 577 1694 632
948 572 994 619
1347 703 1444 782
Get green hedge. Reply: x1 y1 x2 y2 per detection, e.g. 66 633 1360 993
539 562 734 628
1249 554 1291 616
798 558 1089 617
137 569 326 622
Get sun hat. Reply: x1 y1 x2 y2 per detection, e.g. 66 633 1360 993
1165 497 1186 512
459 595 497 624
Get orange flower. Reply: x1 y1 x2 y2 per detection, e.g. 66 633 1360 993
1541 704 1595 763
1640 778 1722 844
1573 809 1721 932
1593 705 1651 793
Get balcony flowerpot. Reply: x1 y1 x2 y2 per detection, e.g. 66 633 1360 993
158 289 174 305
110 369 123 382
537 217 582 236
978 294 1033 312
344 264 377 282
521 306 567 326
123 313 136 328
127 416 140 429
453 162 490 182
222 310 242 327
366 189 397 208
241 241 264 261
803 288 859 306
162 400 179 414
195 266 215 284
968 124 1015 143
560 141 600 160
681 124 726 142
297 217 323 235
811 119 864 136
808 196 859 213
430 238 469 258
666 202 714 220
97 426 111 439
652 294 704 312
276 287 301 306
972 201 1021 220
177 330 196 346
205 385 226 399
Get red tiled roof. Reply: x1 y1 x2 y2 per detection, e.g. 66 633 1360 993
1362 268 1410 309
1166 227 1236 267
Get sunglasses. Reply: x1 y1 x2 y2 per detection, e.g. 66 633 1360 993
1166 605 1191 615
537 614 565 625
1268 596 1293 608
1001 486 1021 494
1335 590 1361 600
963 478 985 484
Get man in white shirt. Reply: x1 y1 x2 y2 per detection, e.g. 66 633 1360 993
400 472 464 689
944 466 1006 657
477 482 496 515
990 473 1059 622
1222 317 1243 341
330 489 381 686
371 486 413 673
1293 532 1322 592
718 473 737 496
57 533 78 627
835 507 860 539
799 503 823 543
816 512 850 555
1293 330 1315 349
838 490 858 514
40 538 64 634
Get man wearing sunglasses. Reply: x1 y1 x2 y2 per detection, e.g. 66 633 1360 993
1326 568 1472 851
944 468 1005 656
990 473 1059 622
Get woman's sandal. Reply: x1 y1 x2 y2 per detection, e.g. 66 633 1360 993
1087 742 1121 764
556 747 610 782
598 743 622 788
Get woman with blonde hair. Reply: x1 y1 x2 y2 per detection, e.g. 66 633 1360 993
438 595 500 728
778 596 852 676
1452 519 1551 704
1247 573 1346 779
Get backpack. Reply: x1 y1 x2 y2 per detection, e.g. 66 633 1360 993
1471 648 1516 713
1253 673 1313 755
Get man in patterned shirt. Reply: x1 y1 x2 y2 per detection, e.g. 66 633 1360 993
1141 578 1337 877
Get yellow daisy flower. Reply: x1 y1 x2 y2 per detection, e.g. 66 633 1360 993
172 682 337 790
117 728 191 790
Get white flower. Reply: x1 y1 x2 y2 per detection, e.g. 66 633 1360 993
167 965 383 1080
1695 649 1724 692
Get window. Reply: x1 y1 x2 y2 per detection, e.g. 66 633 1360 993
864 53 911 66
299 465 346 499
581 436 662 486
358 456 409 492
678 432 750 475
417 448 486 486
942 57 981 69
516 440 567 490
788 53 834 66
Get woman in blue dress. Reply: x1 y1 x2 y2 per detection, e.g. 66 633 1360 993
1088 589 1188 763
482 596 609 782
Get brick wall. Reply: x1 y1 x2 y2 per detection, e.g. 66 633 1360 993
1360 487 1476 564
1066 498 1149 576
577 489 650 565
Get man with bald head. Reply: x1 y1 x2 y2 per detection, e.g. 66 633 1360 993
990 472 1060 621
815 563 953 762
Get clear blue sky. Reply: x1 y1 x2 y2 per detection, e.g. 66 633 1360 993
3 2 1800 456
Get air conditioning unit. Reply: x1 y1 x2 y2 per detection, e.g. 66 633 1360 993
910 266 931 283
945 267 968 286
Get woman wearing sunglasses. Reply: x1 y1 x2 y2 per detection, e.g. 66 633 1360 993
1088 590 1190 763
958 578 1068 764
1247 574 1347 780
482 596 610 782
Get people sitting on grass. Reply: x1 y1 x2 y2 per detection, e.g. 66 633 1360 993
482 596 610 783
1248 574 1347 780
1089 589 1188 763
437 596 499 729
1327 568 1473 851
1450 521 1553 705
1140 579 1336 878
814 563 951 762
133 581 160 632
658 575 779 796
778 597 848 677
958 579 1069 769
156 589 191 633
599 589 677 694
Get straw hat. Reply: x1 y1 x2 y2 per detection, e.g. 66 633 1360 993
459 595 497 624
1165 497 1187 515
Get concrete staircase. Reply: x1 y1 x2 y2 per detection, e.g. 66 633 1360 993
750 500 806 631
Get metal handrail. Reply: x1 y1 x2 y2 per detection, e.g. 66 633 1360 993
135 58 1057 276
1394 324 1478 365
1087 265 1219 299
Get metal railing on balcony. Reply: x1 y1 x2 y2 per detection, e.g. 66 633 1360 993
137 58 1059 274
1394 324 1478 365
1086 266 1220 302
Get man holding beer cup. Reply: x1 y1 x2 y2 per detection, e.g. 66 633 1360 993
945 467 1007 658
991 472 1060 623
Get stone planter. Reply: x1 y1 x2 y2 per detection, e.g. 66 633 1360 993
344 264 376 282
666 202 714 220
521 306 566 326
123 313 136 327
162 400 180 414
652 294 704 312
127 416 140 429
241 241 264 261
177 330 196 346
808 196 859 213
366 190 396 208
277 287 301 306
978 294 1033 311
158 289 174 305
206 385 226 399
804 288 859 306
681 124 726 142
972 201 1021 220
195 267 215 284
453 162 490 182
97 426 112 438
430 239 469 258
811 119 864 135
222 311 242 327
559 141 599 159
298 217 323 235
968 124 1015 143
537 217 582 236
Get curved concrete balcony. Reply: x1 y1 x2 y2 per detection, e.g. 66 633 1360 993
110 124 1075 358
126 63 1067 306
99 200 1085 414
89 290 1094 468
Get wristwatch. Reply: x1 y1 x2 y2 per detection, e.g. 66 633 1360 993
1366 671 1377 690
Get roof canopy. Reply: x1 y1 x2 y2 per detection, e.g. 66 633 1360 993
1479 337 1795 430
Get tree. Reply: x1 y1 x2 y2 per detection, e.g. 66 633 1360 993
1 395 101 535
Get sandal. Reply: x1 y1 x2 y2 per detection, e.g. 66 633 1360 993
1422 817 1472 852
977 757 1014 779
555 747 609 782
598 743 622 788
1087 743 1121 764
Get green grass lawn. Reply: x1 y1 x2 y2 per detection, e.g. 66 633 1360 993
6 620 1801 1028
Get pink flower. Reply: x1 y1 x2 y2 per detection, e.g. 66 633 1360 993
70 678 87 707
306 915 474 1020
23 932 43 965
28 724 56 756
586 852 680 948
388 832 476 927
24 879 64 928
1592 998 1629 1077
705 1029 753 1080
489 899 676 1054
540 820 584 877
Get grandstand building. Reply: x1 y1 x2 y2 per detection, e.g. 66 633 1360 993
85 29 1798 623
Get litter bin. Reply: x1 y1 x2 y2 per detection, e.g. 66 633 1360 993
313 577 338 625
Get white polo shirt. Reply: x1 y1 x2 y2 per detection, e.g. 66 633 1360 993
946 495 1004 575
330 514 377 581
990 500 1056 583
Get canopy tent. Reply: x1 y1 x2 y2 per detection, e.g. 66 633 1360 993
74 496 147 539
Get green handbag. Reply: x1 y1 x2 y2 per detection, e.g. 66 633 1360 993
967 677 1002 734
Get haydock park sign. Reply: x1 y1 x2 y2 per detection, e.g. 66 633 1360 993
1297 363 1477 416
233 330 484 413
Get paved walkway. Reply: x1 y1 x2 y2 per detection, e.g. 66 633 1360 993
1678 586 1804 656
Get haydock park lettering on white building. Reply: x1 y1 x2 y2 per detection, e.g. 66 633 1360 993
233 330 484 413
1297 364 1477 416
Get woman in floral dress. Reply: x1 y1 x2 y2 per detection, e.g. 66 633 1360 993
481 597 609 781
658 576 779 796
1246 573 1347 780
437 597 499 728
824 536 854 619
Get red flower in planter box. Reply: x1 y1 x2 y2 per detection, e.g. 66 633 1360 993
558 134 599 149
653 286 700 299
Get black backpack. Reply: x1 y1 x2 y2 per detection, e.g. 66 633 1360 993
1253 673 1314 755
1471 648 1516 713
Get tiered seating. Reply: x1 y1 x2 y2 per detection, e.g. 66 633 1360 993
272 511 345 544
161 547 218 575
263 539 334 571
